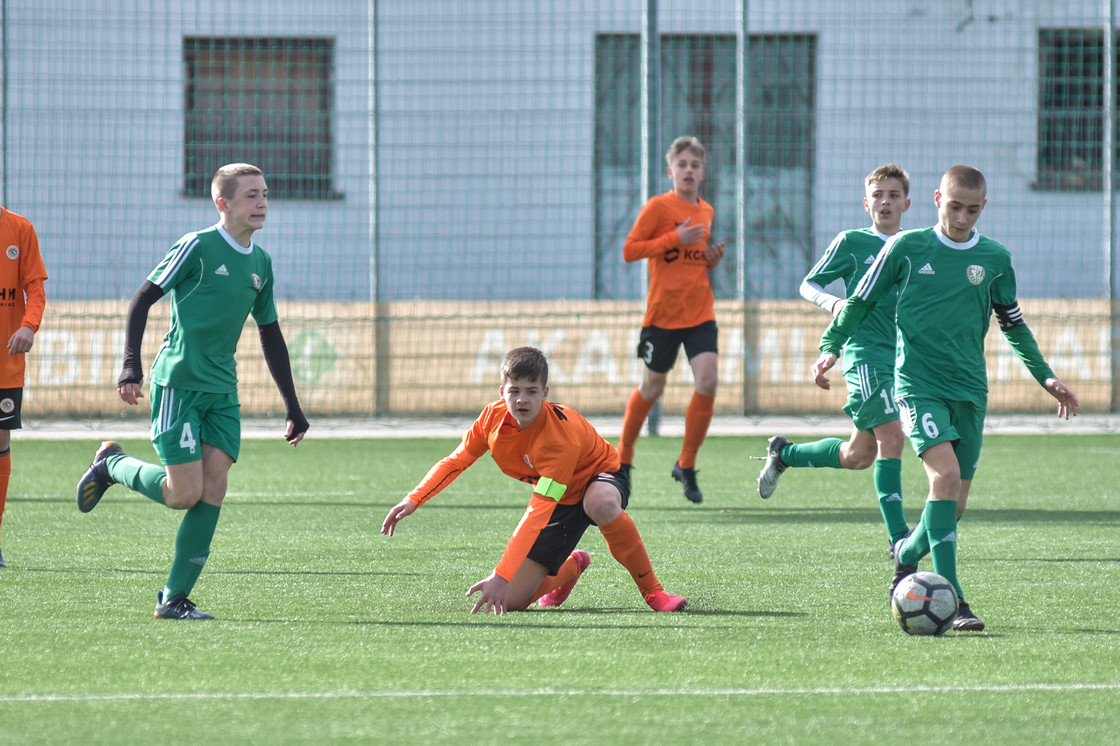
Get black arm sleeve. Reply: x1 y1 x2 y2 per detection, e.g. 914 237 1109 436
118 280 165 387
258 320 309 440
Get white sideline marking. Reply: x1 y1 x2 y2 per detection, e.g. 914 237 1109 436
4 681 1119 703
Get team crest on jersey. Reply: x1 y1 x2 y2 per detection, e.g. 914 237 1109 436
5 245 18 260
966 265 985 285
0 398 14 414
251 273 262 290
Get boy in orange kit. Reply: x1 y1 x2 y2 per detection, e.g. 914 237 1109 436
0 207 48 568
381 346 687 615
619 136 725 503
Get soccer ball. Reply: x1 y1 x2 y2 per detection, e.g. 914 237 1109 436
891 571 959 636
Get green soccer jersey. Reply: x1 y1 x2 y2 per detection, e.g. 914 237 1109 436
802 226 897 373
148 224 279 394
821 226 1052 406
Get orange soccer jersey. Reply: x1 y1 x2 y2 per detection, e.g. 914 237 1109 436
0 209 47 388
407 400 620 581
623 190 717 329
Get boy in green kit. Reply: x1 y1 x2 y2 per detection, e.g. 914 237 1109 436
76 163 309 620
812 165 1078 631
756 164 912 555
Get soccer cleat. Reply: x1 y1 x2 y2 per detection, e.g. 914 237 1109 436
755 435 791 499
951 600 985 632
888 536 918 602
887 529 913 562
538 550 591 607
0 546 5 568
76 441 125 513
154 591 215 620
671 462 703 503
644 589 688 612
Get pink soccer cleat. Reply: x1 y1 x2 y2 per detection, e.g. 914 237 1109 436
644 589 688 612
538 550 591 607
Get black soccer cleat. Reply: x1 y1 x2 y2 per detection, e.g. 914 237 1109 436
755 435 791 499
671 462 703 503
887 529 913 562
154 591 215 620
951 600 985 632
77 441 125 513
0 546 5 568
888 536 918 603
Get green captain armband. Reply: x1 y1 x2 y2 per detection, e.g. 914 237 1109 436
534 477 567 501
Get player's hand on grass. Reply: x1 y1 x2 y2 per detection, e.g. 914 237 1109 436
1044 377 1079 420
812 352 838 390
467 573 509 616
381 499 417 536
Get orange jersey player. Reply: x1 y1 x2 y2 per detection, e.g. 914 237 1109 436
381 346 687 615
619 135 725 504
0 207 49 569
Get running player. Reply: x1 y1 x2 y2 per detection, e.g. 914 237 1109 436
756 164 912 553
618 136 726 503
382 346 687 615
812 164 1079 631
76 163 309 619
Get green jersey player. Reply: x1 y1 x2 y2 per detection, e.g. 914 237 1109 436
756 164 912 554
76 163 309 620
813 165 1079 632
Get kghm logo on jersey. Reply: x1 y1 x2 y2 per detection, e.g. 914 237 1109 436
5 245 18 260
966 265 985 285
251 273 262 290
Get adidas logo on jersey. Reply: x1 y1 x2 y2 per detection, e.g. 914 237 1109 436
918 263 935 275
864 255 875 264
215 264 230 276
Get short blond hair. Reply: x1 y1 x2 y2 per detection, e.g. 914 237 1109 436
665 136 707 166
211 163 264 203
866 163 910 196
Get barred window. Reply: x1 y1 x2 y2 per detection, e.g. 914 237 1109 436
184 37 337 200
1037 29 1106 191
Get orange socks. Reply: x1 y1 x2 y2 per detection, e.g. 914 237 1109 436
678 392 715 469
617 389 655 464
598 511 661 596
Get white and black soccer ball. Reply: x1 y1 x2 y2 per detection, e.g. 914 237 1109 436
890 571 959 636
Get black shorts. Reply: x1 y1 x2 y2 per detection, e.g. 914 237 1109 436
526 469 631 575
637 321 719 374
0 388 24 430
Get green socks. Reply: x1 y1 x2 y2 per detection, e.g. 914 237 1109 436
105 454 167 505
780 438 843 469
926 499 962 599
164 501 221 599
874 458 909 542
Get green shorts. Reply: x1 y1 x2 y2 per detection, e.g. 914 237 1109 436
149 383 241 465
897 396 984 480
842 362 900 431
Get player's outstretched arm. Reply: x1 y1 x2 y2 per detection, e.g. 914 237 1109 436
1044 377 1079 420
381 498 417 536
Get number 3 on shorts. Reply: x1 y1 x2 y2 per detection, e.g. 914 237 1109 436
180 422 198 454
